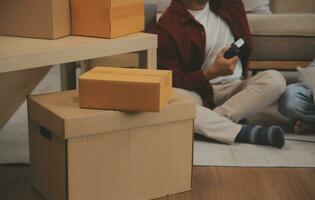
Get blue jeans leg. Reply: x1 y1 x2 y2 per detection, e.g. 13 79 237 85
278 83 315 122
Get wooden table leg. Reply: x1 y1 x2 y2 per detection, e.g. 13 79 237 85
0 67 50 129
139 49 157 69
60 63 77 91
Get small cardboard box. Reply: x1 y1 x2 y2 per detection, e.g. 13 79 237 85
71 0 144 38
0 0 70 39
28 90 195 200
79 67 172 112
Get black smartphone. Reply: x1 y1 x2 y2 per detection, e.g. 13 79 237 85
224 38 246 59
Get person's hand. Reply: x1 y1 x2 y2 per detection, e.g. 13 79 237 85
202 48 239 80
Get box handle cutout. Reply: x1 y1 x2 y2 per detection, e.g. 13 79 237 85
40 126 53 141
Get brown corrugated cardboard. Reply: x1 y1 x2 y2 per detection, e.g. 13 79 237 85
79 67 172 112
28 90 195 200
28 120 67 200
71 0 144 38
0 0 70 39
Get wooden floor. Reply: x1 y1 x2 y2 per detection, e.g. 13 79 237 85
159 167 315 200
0 165 314 200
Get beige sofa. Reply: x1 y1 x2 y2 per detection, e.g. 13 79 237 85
248 0 315 70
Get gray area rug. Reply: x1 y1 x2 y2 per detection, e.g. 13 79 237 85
0 66 61 164
194 135 315 167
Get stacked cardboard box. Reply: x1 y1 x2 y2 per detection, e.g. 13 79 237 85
28 90 195 200
0 0 70 39
71 0 145 38
0 0 145 39
79 67 172 112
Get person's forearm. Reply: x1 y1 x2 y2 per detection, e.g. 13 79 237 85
173 69 210 90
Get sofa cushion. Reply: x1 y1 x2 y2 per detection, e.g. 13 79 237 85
248 14 315 37
250 36 315 61
270 0 315 13
242 0 271 14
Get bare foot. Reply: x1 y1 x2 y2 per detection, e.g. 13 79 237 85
294 120 315 135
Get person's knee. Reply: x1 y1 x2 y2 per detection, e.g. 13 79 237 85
172 87 203 105
260 70 286 96
265 70 286 93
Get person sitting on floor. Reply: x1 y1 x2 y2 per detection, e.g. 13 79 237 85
151 0 287 148
278 59 315 134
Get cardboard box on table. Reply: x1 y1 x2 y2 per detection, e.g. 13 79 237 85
0 0 70 39
71 0 144 38
79 67 173 112
27 90 195 200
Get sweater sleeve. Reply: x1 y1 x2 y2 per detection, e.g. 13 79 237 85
228 0 253 77
156 26 209 90
150 25 215 108
235 0 253 58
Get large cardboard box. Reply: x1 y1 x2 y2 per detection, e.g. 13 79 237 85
79 67 173 112
28 90 195 200
0 0 70 39
71 0 145 38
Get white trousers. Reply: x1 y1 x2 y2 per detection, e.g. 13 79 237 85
174 70 286 144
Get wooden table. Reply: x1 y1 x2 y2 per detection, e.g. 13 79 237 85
0 32 157 88
0 33 157 128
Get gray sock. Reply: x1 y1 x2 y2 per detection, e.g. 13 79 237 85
235 125 285 149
